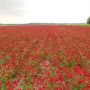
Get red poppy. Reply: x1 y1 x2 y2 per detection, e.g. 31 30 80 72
38 86 43 90
67 72 73 78
86 84 90 88
56 86 62 90
78 78 85 83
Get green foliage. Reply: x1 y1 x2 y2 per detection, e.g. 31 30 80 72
0 85 6 90
0 59 4 65
87 17 90 24
71 83 85 90
23 83 31 90
11 70 17 78
64 60 75 68
47 82 57 89
27 71 32 81
5 55 10 61
1 78 6 83
40 51 46 60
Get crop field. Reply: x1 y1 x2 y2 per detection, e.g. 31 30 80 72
0 25 90 90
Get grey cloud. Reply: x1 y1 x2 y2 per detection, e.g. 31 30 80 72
0 0 25 16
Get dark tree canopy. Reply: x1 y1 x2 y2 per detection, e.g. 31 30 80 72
87 17 90 24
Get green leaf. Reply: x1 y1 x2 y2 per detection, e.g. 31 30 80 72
0 85 7 90
23 83 31 90
1 78 6 83
65 60 75 68
0 59 4 65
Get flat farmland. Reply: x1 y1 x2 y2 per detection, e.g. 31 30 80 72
0 25 90 90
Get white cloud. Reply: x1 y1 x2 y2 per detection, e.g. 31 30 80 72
0 0 90 23
0 0 25 17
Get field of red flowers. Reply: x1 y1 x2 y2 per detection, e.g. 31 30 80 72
0 25 90 90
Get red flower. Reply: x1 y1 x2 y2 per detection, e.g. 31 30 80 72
12 80 18 86
25 65 33 72
38 86 43 90
31 69 35 73
73 66 83 75
43 75 48 80
67 72 73 78
8 87 13 90
82 70 89 77
49 78 55 83
86 84 90 88
78 78 85 83
65 82 69 90
56 86 62 90
29 64 33 69
58 73 63 82
80 88 85 90
46 72 50 77
5 81 11 86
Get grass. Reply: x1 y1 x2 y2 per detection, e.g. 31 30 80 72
71 24 90 27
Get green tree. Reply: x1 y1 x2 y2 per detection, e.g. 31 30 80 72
87 17 90 24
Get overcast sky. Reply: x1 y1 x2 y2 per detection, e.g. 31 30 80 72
0 0 90 24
